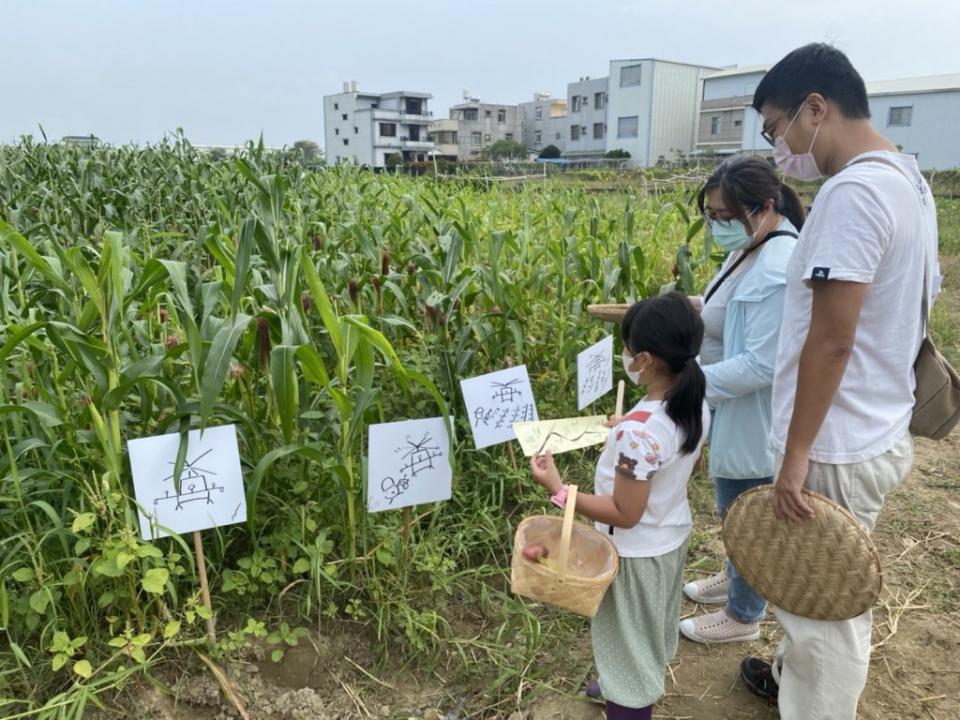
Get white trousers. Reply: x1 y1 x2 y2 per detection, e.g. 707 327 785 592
772 432 913 720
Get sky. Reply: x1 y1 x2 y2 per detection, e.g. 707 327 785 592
4 0 960 149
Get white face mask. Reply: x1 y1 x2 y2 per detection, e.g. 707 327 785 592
621 351 642 385
772 103 822 181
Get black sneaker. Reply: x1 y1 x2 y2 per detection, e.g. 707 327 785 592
740 656 779 704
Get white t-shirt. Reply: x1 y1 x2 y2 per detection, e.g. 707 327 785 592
593 399 710 557
771 151 941 464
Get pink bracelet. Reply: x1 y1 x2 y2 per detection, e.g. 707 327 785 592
550 484 569 509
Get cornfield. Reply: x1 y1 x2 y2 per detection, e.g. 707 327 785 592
0 134 717 717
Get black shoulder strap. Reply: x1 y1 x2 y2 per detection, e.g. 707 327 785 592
703 230 798 305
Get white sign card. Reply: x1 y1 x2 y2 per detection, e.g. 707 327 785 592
513 416 609 457
367 416 454 513
128 424 246 540
460 365 538 449
577 335 614 410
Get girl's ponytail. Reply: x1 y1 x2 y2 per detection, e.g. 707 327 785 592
621 292 706 455
666 356 706 455
777 182 807 231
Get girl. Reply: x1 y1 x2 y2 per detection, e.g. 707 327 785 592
530 292 710 720
681 156 803 644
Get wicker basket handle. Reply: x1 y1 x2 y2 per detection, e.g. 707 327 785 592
557 484 578 582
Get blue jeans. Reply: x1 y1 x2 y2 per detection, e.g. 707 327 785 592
714 475 773 624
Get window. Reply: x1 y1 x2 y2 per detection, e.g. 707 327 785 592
617 115 639 138
505 133 514 141
888 106 913 127
498 108 506 123
535 107 543 119
570 125 581 141
555 132 562 140
593 122 604 140
620 64 643 87
571 95 582 112
342 113 348 121
594 92 605 110
354 127 358 134
335 128 339 136
471 131 482 146
452 132 458 144
463 108 478 121
734 119 742 127
380 123 397 137
485 109 492 118
484 133 491 142
710 116 720 135
535 131 542 144
343 139 349 146
334 102 339 110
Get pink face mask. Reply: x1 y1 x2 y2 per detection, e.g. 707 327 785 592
772 104 822 181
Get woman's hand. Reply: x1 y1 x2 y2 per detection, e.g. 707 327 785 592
530 451 563 495
603 415 623 428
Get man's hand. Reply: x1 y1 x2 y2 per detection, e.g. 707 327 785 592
772 452 815 521
530 451 563 495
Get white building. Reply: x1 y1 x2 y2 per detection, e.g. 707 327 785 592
448 96 523 160
323 83 435 168
519 93 567 155
866 74 960 170
427 118 459 161
695 65 771 158
604 58 719 166
565 77 609 159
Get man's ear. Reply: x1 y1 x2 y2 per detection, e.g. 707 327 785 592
806 92 828 123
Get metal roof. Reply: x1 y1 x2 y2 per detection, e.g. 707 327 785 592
866 73 960 96
702 64 771 80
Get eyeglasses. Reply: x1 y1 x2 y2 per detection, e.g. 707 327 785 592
760 109 792 146
703 206 761 228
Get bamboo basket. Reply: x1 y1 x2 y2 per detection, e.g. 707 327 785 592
587 304 629 323
723 486 883 620
511 485 619 618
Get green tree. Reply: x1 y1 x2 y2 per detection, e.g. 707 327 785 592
539 144 561 159
482 139 529 160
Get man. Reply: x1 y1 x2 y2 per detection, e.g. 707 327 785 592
740 43 941 719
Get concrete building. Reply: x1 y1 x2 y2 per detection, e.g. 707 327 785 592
866 73 960 170
695 65 770 158
448 95 523 159
427 119 459 161
519 93 567 155
323 82 435 168
606 58 719 166
564 77 609 159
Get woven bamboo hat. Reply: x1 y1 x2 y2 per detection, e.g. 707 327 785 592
587 304 629 323
722 486 883 620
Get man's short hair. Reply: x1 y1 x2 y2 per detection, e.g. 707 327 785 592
753 43 870 120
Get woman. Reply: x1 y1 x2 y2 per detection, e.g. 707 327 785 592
680 155 805 644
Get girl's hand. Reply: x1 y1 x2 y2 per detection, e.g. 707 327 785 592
530 451 563 495
603 414 623 428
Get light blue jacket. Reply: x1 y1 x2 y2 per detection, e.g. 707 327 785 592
703 221 798 480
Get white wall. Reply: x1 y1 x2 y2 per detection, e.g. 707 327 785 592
565 77 609 157
702 72 763 102
649 62 708 165
606 60 653 163
868 91 960 169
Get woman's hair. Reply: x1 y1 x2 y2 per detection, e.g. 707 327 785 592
696 155 806 232
621 292 705 454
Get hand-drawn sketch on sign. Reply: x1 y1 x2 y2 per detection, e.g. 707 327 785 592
577 335 614 410
513 415 609 457
368 417 454 513
128 425 246 540
460 366 538 449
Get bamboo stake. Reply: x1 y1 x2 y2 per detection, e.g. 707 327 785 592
193 530 217 646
